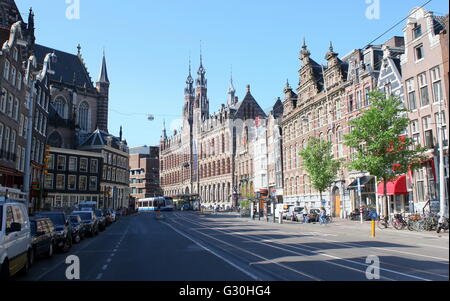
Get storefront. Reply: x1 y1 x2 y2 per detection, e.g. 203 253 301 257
348 176 377 211
377 175 409 214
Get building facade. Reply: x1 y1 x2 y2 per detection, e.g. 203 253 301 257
129 145 161 202
160 59 266 208
401 7 449 213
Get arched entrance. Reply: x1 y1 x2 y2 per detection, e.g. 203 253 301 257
332 187 341 217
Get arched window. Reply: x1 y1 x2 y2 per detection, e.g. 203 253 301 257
79 102 89 131
53 96 67 119
48 131 63 148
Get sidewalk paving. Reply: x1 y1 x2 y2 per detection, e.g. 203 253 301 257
205 211 449 239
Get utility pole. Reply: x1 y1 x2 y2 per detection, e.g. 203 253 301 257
438 100 447 219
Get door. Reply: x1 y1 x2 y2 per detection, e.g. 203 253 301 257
334 195 341 217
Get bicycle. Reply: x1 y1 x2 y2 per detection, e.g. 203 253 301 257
377 215 390 229
391 213 407 230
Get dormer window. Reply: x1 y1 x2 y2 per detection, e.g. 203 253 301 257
415 44 424 61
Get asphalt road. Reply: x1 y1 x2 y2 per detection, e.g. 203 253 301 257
15 212 449 281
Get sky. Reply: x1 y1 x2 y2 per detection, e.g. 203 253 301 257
16 0 449 148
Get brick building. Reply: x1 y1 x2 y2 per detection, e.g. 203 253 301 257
129 145 161 202
160 58 266 208
400 7 449 213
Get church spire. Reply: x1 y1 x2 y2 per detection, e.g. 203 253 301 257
98 50 109 84
196 43 207 88
227 66 236 106
185 57 194 96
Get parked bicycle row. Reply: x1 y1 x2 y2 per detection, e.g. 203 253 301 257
376 212 449 233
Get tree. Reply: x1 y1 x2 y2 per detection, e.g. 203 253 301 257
300 137 341 204
344 91 426 217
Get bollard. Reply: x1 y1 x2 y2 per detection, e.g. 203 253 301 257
372 220 376 238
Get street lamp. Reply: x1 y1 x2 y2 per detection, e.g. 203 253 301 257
23 52 57 212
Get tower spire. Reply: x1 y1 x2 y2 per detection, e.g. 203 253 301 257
98 51 109 84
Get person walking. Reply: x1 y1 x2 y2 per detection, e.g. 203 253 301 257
319 207 326 225
302 206 309 224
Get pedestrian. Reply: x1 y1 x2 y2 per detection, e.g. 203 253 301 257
319 207 326 225
302 206 309 224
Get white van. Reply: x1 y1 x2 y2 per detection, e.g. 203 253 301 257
0 196 32 279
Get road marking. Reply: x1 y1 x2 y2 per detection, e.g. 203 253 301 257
110 253 115 257
177 214 441 281
96 273 103 280
102 265 108 271
168 219 321 281
107 258 112 263
162 221 263 281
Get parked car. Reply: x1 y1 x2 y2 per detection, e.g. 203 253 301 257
95 210 107 231
308 209 321 223
69 215 86 243
72 211 98 237
35 212 72 252
282 205 294 220
30 217 56 262
106 209 116 223
0 199 32 279
287 206 305 222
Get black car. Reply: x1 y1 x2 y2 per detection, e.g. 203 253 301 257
35 212 72 252
29 218 56 264
72 211 99 237
69 215 86 243
95 210 107 231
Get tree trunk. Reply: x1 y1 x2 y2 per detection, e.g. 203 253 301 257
383 179 389 218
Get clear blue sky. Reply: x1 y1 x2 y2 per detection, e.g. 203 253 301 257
17 0 449 148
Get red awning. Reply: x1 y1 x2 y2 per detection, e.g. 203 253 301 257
377 175 408 196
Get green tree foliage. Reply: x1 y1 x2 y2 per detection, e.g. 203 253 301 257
343 91 427 216
300 137 341 202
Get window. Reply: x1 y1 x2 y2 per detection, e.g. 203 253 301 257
337 128 344 158
418 73 429 107
69 157 78 171
78 102 89 131
413 24 422 39
9 130 16 161
68 175 76 190
0 89 6 113
17 72 22 91
79 176 88 191
91 159 98 173
415 44 424 61
430 66 443 103
411 119 420 145
56 174 65 190
348 94 354 112
364 87 370 106
44 174 54 189
422 115 433 149
10 67 16 86
3 60 10 80
80 158 88 172
406 78 417 110
48 154 55 170
415 169 425 203
53 97 67 119
89 177 97 191
57 155 66 171
7 94 13 117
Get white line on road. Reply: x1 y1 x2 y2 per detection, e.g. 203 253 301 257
162 221 263 281
102 265 108 271
96 273 103 280
107 258 112 263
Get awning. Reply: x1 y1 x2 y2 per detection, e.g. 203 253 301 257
377 175 408 196
348 176 374 190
